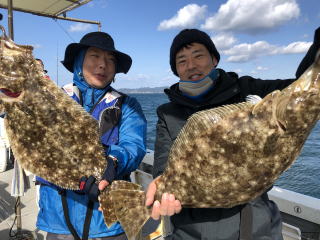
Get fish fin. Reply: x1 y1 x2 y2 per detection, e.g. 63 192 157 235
110 180 143 191
251 91 278 115
99 189 117 227
246 95 262 104
110 189 150 239
99 180 143 227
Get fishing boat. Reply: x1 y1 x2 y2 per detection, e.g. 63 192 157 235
0 1 319 240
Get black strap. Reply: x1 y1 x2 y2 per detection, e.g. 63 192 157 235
60 190 81 240
59 189 94 240
239 204 253 240
82 200 94 240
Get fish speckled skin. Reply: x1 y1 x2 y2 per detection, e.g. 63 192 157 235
108 50 320 239
2 24 320 239
0 26 106 190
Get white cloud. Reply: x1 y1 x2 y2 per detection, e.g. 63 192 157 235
113 73 152 88
158 4 207 30
280 41 312 54
211 33 237 50
201 0 300 34
257 66 268 71
160 75 177 85
118 73 151 81
32 44 42 49
69 23 93 32
224 41 277 62
136 74 151 80
302 34 309 39
223 40 311 62
233 68 243 74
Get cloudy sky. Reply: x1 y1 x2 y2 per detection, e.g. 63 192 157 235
0 0 319 88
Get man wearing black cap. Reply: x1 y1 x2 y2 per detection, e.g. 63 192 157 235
146 27 320 240
35 31 147 240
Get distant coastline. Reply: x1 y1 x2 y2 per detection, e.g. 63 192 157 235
119 86 168 94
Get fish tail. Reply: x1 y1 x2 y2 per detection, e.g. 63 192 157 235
109 182 150 239
99 189 118 227
99 180 144 228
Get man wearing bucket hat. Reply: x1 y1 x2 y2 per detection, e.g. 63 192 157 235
146 27 320 240
36 31 147 240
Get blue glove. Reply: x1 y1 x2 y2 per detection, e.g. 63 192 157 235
79 156 117 202
101 156 117 184
79 175 99 202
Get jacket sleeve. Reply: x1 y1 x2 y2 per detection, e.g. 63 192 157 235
107 96 147 177
238 76 295 98
153 106 172 178
296 26 320 78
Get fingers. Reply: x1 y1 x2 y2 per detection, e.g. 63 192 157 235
98 179 110 191
159 193 181 216
98 180 110 211
151 200 161 220
174 199 182 214
150 193 182 220
146 177 182 220
145 179 157 206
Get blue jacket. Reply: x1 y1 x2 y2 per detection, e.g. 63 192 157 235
36 84 147 238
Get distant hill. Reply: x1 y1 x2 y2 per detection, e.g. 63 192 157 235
119 86 168 94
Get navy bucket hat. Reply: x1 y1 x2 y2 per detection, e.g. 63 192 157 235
170 29 220 76
62 31 132 74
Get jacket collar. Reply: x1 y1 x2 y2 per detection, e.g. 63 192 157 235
165 69 240 110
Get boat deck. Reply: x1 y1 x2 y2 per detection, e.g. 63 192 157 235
0 166 47 239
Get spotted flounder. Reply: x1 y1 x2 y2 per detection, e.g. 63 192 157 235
104 51 320 239
0 26 106 190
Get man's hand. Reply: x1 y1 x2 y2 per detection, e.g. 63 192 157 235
98 179 110 191
145 177 182 220
97 180 110 211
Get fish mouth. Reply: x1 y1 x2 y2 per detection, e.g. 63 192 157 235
0 87 23 102
0 88 21 97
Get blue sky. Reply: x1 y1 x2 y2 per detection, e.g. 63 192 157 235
0 0 319 89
